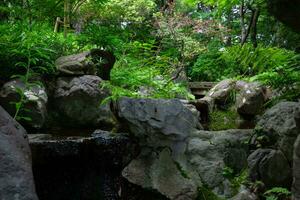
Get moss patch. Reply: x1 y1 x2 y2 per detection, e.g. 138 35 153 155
209 107 239 131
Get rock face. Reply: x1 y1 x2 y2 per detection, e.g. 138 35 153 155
248 149 292 189
186 129 251 197
235 81 267 117
53 75 116 128
207 79 235 105
293 135 300 200
117 97 252 199
116 97 201 149
55 49 115 80
55 51 95 76
30 130 136 200
230 186 258 200
0 106 38 200
0 79 48 129
255 101 300 162
122 148 198 200
204 80 268 116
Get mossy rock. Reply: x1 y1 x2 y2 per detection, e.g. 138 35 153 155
209 107 239 131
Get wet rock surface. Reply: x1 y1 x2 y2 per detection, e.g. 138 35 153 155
29 130 137 200
0 106 38 200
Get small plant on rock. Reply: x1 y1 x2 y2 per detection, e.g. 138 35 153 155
264 187 291 200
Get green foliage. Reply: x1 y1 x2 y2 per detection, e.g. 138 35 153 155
209 107 239 131
222 166 249 195
101 40 194 101
0 22 90 78
188 48 225 81
190 43 300 101
99 0 156 23
1 0 300 104
230 170 249 194
222 44 300 76
264 187 291 200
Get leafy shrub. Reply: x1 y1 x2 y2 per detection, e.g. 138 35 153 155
101 40 194 101
264 187 291 200
0 22 90 79
188 49 226 81
190 44 300 81
222 167 249 195
221 44 300 76
190 44 300 101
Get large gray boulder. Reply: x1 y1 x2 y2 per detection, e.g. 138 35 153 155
255 101 300 162
55 49 115 80
116 97 201 150
122 148 198 200
293 135 300 200
55 51 95 76
207 79 236 105
235 81 267 116
0 79 48 129
53 75 116 128
116 98 252 200
122 129 252 199
0 106 38 200
117 98 201 199
117 98 252 199
186 129 251 197
247 149 292 189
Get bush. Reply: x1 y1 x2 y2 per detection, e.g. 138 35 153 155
101 40 194 101
188 48 226 81
264 187 291 200
190 44 300 81
0 22 90 79
189 44 300 102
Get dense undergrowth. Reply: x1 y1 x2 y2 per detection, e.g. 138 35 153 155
0 0 300 101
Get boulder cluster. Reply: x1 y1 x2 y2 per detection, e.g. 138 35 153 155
0 52 300 200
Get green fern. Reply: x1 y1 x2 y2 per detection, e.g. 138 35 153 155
264 187 291 200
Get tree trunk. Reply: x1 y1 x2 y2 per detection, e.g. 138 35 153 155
241 7 256 45
162 0 175 12
225 10 233 46
250 9 260 48
63 0 70 38
240 0 247 43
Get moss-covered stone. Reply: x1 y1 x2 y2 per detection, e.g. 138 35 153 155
209 107 239 131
